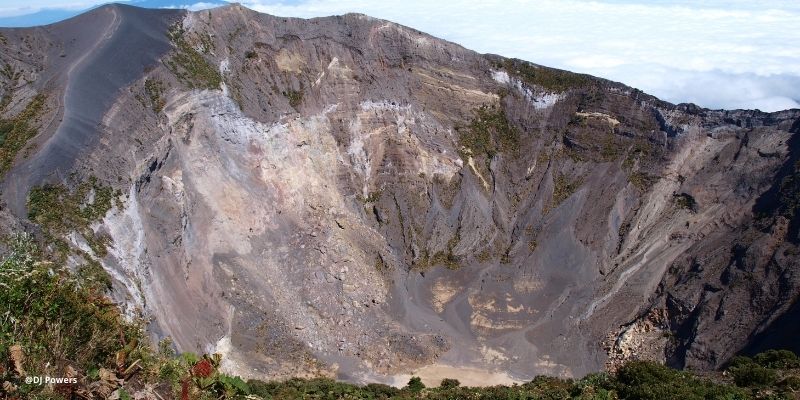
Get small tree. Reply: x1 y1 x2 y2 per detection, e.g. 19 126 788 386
406 376 425 392
440 378 460 389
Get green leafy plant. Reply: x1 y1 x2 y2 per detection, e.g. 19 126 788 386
552 172 583 208
165 24 222 90
501 58 592 92
0 94 45 176
673 193 697 212
27 176 120 261
284 89 303 108
143 78 166 113
457 105 519 165
406 376 425 392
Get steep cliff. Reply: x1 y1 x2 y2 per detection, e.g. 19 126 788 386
1 4 798 384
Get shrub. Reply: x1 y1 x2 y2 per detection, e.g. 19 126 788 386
615 360 747 400
501 58 592 92
753 349 800 369
439 378 460 389
143 78 166 113
523 375 573 399
730 363 777 387
552 172 583 207
778 375 800 391
406 376 425 392
0 94 45 176
27 177 119 263
284 89 303 108
673 193 697 212
457 105 519 164
0 234 141 398
165 24 222 90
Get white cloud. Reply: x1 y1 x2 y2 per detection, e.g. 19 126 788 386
163 2 223 11
3 0 798 110
0 0 126 17
229 0 800 111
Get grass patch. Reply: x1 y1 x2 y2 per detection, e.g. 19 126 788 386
673 193 697 212
614 360 748 400
143 78 166 113
501 58 592 93
363 190 382 204
374 255 386 271
0 234 256 399
0 235 141 398
457 105 519 166
552 172 582 208
629 171 657 192
622 140 655 170
165 24 222 90
414 231 461 270
27 176 120 260
284 89 304 108
1 63 19 81
0 94 45 176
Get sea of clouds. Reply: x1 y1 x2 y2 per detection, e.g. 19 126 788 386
2 0 799 111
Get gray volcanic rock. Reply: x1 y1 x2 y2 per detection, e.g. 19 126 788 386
1 3 799 385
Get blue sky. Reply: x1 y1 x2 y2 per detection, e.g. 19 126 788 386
1 0 798 112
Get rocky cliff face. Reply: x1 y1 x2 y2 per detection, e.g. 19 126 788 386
1 3 798 384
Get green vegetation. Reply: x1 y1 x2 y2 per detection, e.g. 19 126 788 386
374 255 386 271
0 234 142 399
166 24 222 90
428 249 459 270
599 133 622 162
197 32 215 54
728 350 800 391
242 357 797 399
0 94 45 176
4 166 798 400
552 172 583 208
27 176 120 259
143 78 166 113
406 376 425 392
501 58 592 92
2 231 799 400
413 230 461 270
284 89 304 108
673 193 697 212
363 190 383 203
563 126 622 163
439 378 460 389
0 235 254 399
434 175 461 209
26 177 120 298
457 105 519 166
1 63 19 81
629 171 657 192
613 361 747 400
622 140 656 171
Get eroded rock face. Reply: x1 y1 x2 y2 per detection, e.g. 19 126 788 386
1 3 799 383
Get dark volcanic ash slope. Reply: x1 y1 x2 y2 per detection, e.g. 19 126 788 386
1 4 799 384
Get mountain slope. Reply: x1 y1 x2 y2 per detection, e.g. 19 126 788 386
1 3 798 384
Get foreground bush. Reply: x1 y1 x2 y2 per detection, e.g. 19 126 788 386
0 234 142 398
2 232 799 399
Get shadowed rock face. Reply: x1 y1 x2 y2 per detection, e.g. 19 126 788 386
1 3 799 384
